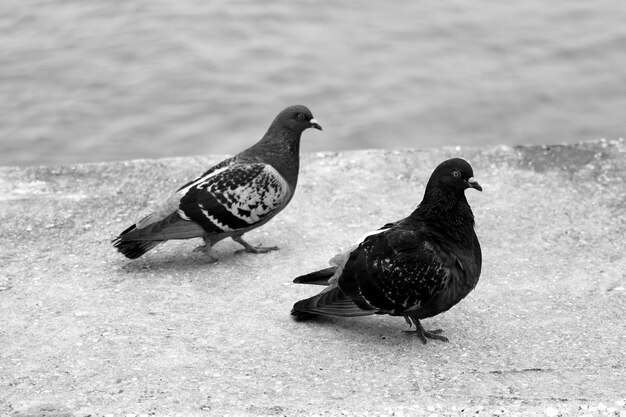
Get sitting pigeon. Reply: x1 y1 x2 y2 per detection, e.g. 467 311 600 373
113 105 322 261
291 158 482 343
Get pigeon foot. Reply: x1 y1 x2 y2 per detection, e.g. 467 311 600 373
232 236 278 254
192 245 219 263
403 316 449 344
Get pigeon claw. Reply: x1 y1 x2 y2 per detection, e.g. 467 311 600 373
403 316 449 344
403 328 449 344
234 244 279 255
232 235 279 255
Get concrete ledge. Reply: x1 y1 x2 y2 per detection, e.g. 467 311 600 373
1 139 625 416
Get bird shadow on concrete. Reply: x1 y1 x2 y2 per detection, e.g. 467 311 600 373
112 249 242 275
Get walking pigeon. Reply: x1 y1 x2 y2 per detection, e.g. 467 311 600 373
113 105 322 261
291 158 482 343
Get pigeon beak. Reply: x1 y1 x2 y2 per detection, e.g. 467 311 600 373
309 119 323 131
467 177 482 192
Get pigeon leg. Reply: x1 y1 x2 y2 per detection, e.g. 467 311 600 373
402 316 449 344
192 236 219 263
232 235 278 254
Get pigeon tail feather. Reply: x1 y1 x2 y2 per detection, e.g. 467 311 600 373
292 266 337 285
117 212 205 241
112 238 164 259
113 212 203 259
291 286 376 319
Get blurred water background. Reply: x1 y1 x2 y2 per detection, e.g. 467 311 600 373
1 0 625 166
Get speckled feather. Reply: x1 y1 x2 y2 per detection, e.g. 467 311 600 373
178 163 290 233
336 220 473 316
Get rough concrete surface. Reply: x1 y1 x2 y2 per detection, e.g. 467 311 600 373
0 140 625 417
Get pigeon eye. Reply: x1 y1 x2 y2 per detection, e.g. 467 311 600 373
296 113 306 121
452 170 461 178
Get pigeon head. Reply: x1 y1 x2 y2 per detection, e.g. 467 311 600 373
415 158 482 220
273 105 323 133
425 158 482 197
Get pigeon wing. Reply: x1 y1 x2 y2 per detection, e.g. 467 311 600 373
338 228 452 315
178 162 292 234
293 224 394 286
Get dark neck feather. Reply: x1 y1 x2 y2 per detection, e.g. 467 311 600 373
410 188 475 242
